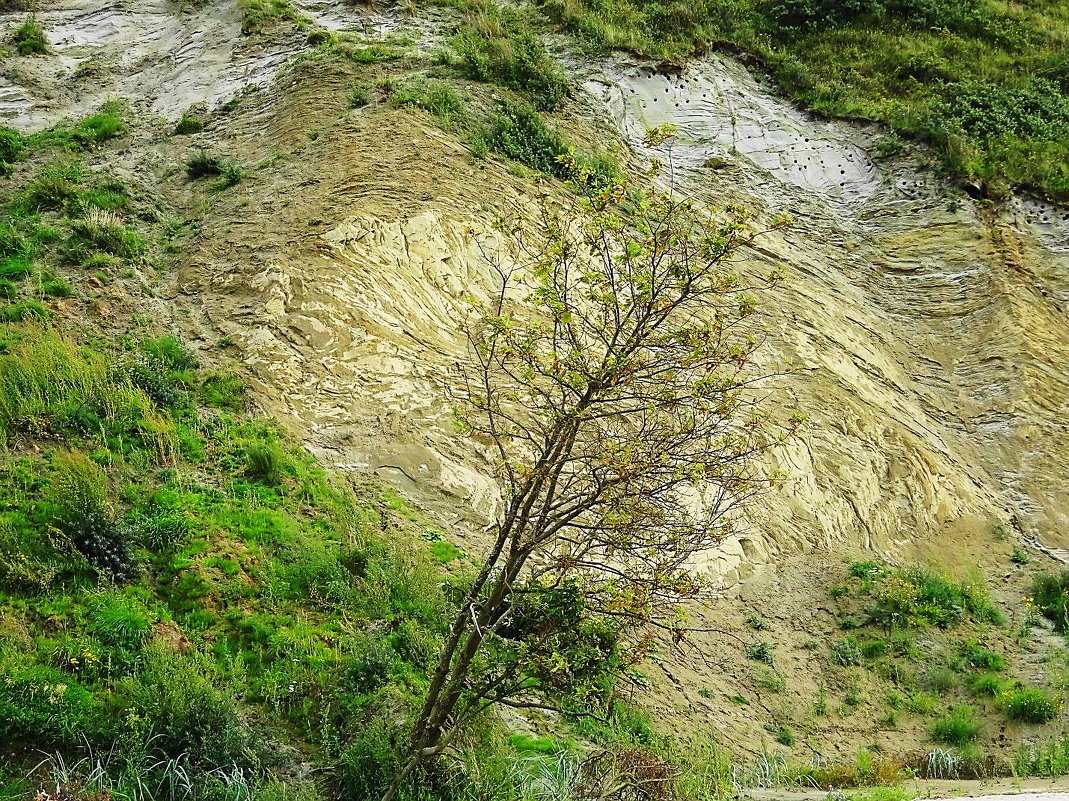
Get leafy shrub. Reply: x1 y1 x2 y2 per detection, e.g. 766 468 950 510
831 636 862 666
0 662 100 745
967 673 1012 697
928 79 1069 143
216 159 244 189
13 16 47 55
475 101 569 177
864 564 1000 628
122 648 259 770
931 705 980 745
1031 571 1069 632
1005 688 1060 724
451 14 569 110
0 299 47 322
187 152 223 179
242 442 282 485
746 641 774 664
0 127 25 170
956 641 1005 672
347 84 371 108
46 451 137 581
336 718 405 799
73 105 126 144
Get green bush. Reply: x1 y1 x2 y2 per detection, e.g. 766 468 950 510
336 718 405 799
476 101 569 177
245 442 285 485
451 13 569 110
47 450 137 581
931 705 980 745
956 641 1004 671
0 662 101 745
1006 688 1060 724
187 152 223 179
68 212 146 259
1031 571 1069 632
122 648 259 770
174 112 206 135
13 17 47 55
347 84 371 109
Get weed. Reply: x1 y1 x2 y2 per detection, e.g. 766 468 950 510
1005 688 1060 724
1011 548 1030 565
931 705 980 745
174 112 206 135
746 614 767 630
389 77 468 126
746 641 774 664
347 84 371 109
14 17 47 55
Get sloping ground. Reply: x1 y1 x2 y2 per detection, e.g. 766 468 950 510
3 0 1069 768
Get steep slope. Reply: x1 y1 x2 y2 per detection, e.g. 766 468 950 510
3 0 1069 786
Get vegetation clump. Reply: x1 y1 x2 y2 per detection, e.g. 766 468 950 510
13 16 47 55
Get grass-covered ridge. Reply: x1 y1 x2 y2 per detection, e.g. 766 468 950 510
537 0 1069 199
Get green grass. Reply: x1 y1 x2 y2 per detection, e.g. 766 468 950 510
389 77 470 126
931 704 981 745
237 0 303 34
448 4 569 110
537 0 1069 199
13 16 47 55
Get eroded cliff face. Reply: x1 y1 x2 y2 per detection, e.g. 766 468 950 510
4 0 1068 756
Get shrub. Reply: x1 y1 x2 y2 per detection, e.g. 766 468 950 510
347 84 371 108
73 105 126 144
336 718 405 799
174 111 205 135
215 159 244 189
0 126 25 169
957 641 1005 672
931 705 980 745
13 17 47 55
187 152 223 179
831 636 862 666
476 101 568 177
967 673 1012 697
0 662 100 745
451 15 569 110
746 641 774 664
122 648 258 770
68 210 146 259
0 299 49 322
1031 571 1069 632
46 450 137 581
245 442 285 485
1005 688 1060 724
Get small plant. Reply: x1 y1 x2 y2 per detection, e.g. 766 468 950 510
215 159 244 189
186 152 223 179
244 441 284 485
907 692 939 716
1011 548 1030 565
931 705 980 745
754 667 785 693
775 726 794 746
174 111 205 135
1005 688 1060 724
831 637 862 666
746 614 767 631
956 640 1005 672
746 641 774 664
347 84 371 108
14 16 47 55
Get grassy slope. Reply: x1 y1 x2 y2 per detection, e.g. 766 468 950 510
536 0 1069 199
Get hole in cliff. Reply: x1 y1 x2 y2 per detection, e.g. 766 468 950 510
739 538 756 560
961 180 985 199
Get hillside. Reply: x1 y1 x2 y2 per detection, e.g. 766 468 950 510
1 1 1069 800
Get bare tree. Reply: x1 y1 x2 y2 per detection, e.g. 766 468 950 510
383 128 796 800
